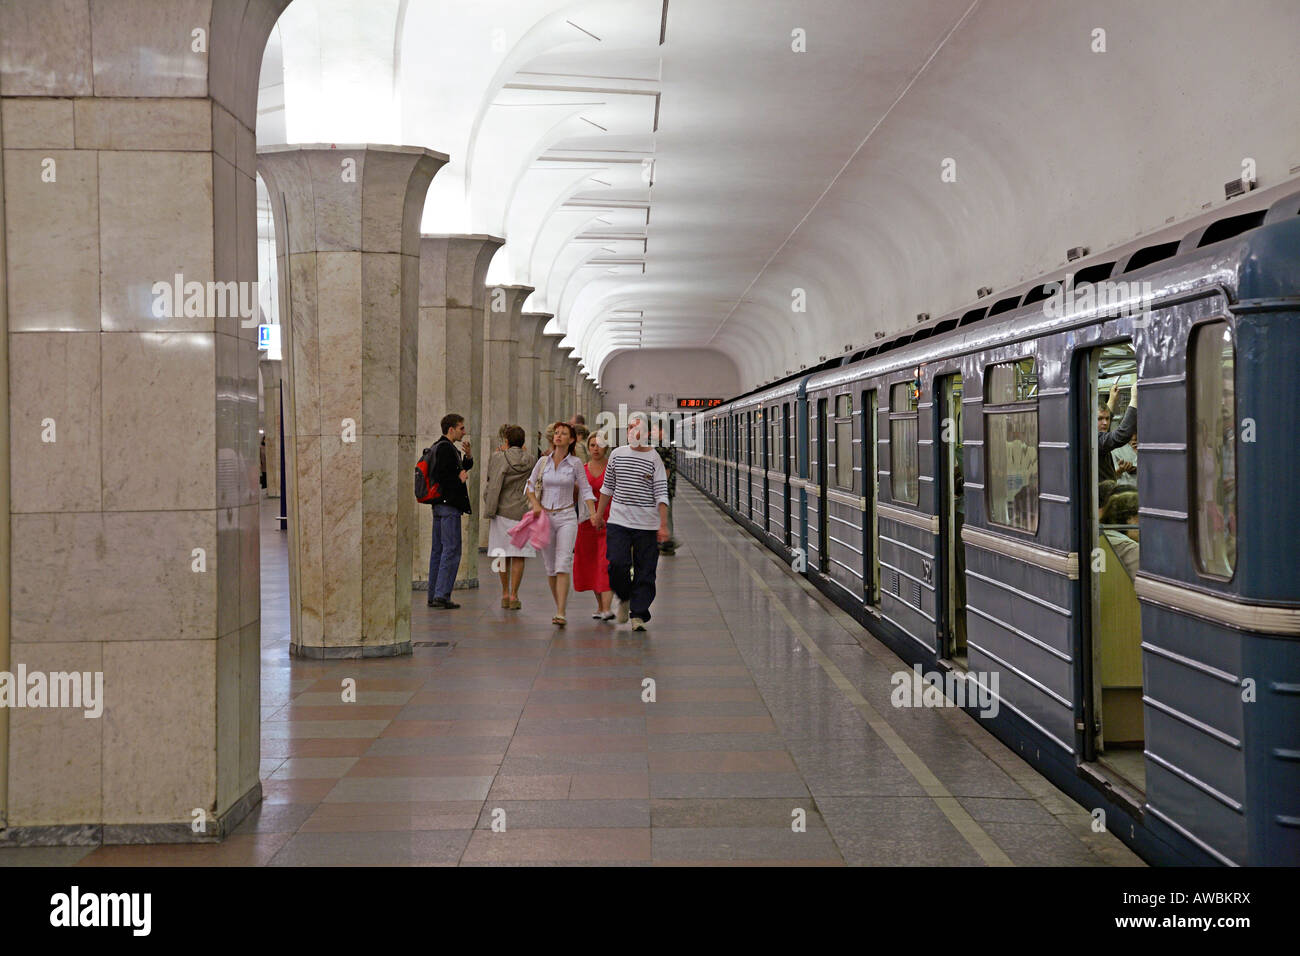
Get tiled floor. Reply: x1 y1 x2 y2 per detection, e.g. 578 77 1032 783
2 485 1142 867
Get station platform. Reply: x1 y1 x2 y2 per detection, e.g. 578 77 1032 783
1 485 1142 867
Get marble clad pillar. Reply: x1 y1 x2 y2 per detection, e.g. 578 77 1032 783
555 346 576 423
516 312 552 461
0 0 289 842
538 332 564 450
259 144 446 659
260 359 282 499
479 284 532 548
413 234 502 590
565 360 581 423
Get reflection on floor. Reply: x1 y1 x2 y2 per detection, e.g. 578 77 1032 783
1 486 1142 867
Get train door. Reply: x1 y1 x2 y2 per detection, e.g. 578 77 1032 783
782 401 792 546
862 389 880 605
816 396 830 572
754 408 759 528
748 408 759 520
1079 342 1145 793
938 374 967 666
732 414 740 509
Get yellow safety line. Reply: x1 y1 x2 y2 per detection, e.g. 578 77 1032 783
683 492 1015 867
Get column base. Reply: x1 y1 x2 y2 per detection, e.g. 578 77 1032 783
289 641 413 659
0 782 263 846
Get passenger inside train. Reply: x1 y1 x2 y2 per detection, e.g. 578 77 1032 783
1092 347 1144 791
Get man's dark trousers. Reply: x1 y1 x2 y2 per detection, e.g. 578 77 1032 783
606 523 659 621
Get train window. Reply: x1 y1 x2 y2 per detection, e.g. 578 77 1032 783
889 381 919 504
1191 321 1236 578
984 357 1039 532
768 410 780 470
834 394 853 490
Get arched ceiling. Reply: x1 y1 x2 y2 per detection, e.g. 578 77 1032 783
258 0 1300 391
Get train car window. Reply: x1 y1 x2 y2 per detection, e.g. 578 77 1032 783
768 408 780 471
889 381 919 504
1192 321 1236 578
984 357 1039 532
834 394 854 490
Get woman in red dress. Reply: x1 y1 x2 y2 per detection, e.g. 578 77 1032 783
573 432 614 619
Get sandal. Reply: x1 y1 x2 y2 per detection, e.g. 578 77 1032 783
501 597 511 608
509 598 522 610
552 615 566 627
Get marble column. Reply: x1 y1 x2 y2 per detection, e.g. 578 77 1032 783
538 333 564 448
259 144 446 659
413 234 503 591
555 346 576 422
479 284 532 548
565 360 581 422
260 359 282 499
0 0 288 842
516 312 552 460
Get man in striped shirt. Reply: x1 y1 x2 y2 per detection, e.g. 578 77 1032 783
593 414 670 631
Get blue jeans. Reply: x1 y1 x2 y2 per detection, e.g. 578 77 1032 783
606 523 659 621
429 504 462 600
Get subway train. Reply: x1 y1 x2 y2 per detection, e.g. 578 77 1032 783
676 183 1300 866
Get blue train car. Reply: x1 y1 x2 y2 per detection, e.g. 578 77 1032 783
686 183 1300 866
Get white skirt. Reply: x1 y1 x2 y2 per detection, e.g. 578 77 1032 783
488 515 536 558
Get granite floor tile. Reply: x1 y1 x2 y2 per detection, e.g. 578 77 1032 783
651 826 842 862
267 830 472 866
649 772 810 799
475 800 651 830
649 798 828 829
78 833 293 867
323 776 495 803
461 828 651 863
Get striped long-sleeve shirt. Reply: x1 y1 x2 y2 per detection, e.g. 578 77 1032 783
603 445 669 530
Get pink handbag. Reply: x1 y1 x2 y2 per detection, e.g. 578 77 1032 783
508 509 551 550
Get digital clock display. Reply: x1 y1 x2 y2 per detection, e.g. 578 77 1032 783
677 398 723 408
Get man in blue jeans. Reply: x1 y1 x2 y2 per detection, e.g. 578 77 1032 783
428 413 473 608
592 414 670 631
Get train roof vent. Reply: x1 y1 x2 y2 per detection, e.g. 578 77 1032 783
935 316 960 335
957 306 988 327
1120 239 1180 274
988 293 1022 316
1263 190 1300 224
1192 208 1267 248
1022 282 1056 305
912 326 935 343
1073 260 1117 284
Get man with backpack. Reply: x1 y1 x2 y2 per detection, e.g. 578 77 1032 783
421 413 474 608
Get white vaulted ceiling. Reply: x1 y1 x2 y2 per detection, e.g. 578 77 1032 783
259 0 1300 392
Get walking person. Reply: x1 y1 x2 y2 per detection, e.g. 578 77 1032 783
573 431 614 619
483 424 534 610
593 414 669 632
428 413 473 608
652 424 679 555
526 421 598 626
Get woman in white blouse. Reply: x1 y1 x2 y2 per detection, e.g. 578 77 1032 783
526 421 598 625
